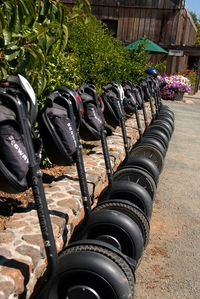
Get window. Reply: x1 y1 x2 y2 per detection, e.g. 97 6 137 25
102 19 118 37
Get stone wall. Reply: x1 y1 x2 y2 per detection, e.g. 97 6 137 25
0 106 151 298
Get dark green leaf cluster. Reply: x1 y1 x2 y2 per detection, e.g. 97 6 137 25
0 0 69 95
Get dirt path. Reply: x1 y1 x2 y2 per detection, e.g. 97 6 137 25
134 100 200 299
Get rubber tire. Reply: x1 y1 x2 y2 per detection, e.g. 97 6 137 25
152 119 173 137
148 123 171 140
81 209 144 262
95 199 150 249
156 114 174 129
139 137 166 156
98 180 153 220
125 155 159 185
47 241 135 299
144 128 169 149
113 166 157 200
160 106 175 119
130 144 164 173
141 135 167 152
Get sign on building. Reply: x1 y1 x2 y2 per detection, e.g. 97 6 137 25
168 50 184 56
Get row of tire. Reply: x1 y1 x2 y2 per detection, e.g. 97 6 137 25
0 71 174 299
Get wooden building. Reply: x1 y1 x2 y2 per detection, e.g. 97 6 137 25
62 0 198 75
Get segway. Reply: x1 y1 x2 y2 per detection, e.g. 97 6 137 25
139 76 174 135
101 81 164 173
39 86 145 264
144 74 175 126
131 82 169 151
78 83 156 201
145 68 175 119
77 83 151 248
0 75 136 299
122 79 168 156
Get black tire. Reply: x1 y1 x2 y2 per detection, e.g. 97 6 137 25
81 209 144 262
156 114 174 129
139 137 166 156
144 128 169 149
95 199 150 249
152 119 173 137
148 123 171 140
113 166 157 201
141 135 167 151
47 241 135 299
125 155 159 185
159 106 175 119
130 144 164 173
98 180 153 220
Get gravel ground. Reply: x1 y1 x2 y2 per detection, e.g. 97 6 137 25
134 99 200 299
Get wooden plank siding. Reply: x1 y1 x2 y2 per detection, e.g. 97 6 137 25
88 5 191 47
88 0 182 9
62 0 183 9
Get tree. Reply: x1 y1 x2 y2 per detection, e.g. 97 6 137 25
190 11 200 45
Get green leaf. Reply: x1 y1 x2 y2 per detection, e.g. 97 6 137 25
0 8 5 30
42 0 51 16
33 72 46 96
81 0 91 14
4 0 15 32
60 24 68 51
20 0 36 25
4 44 20 61
13 4 22 33
0 66 7 79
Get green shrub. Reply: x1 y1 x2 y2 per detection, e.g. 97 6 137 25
45 17 150 97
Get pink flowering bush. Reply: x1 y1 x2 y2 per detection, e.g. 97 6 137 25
158 74 192 100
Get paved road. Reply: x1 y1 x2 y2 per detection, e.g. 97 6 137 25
134 99 200 298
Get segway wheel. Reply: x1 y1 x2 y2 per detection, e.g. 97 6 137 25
124 155 159 185
156 114 174 130
113 166 156 201
98 180 153 220
95 199 150 249
152 119 173 137
50 241 135 299
144 128 169 149
81 209 144 262
130 144 164 173
139 138 166 157
160 106 175 119
149 123 171 140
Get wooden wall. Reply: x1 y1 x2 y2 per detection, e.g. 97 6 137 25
62 0 182 9
89 0 182 9
61 1 196 47
90 5 196 47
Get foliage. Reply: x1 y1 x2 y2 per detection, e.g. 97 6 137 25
0 0 85 95
158 74 192 100
154 61 166 72
190 11 199 24
195 23 200 45
189 11 200 45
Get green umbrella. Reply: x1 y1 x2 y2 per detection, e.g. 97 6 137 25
126 37 168 54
